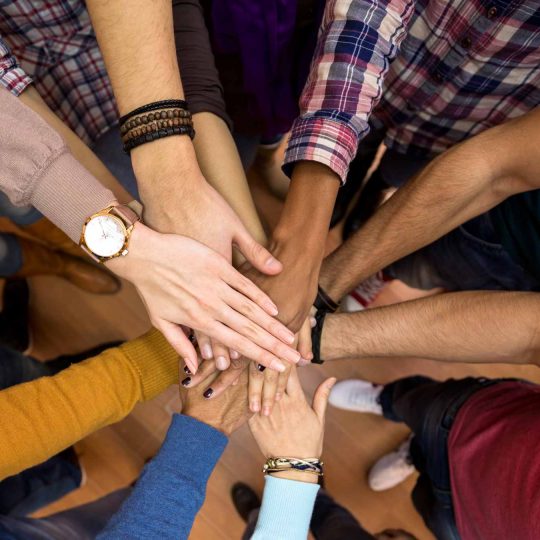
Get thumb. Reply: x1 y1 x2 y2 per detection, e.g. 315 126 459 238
312 377 337 422
157 320 199 374
234 226 282 275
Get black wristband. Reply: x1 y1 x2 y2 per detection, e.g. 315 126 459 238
123 125 195 154
119 99 189 126
314 286 339 314
311 309 327 364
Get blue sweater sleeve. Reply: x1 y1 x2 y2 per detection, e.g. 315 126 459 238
98 414 227 540
252 476 320 539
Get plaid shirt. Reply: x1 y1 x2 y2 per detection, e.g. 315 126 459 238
284 0 540 182
0 0 116 144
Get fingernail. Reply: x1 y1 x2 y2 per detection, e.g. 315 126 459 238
275 392 282 401
216 356 228 370
257 364 266 372
262 406 271 416
201 344 213 359
203 388 214 399
181 377 191 387
266 302 279 316
270 360 286 373
251 400 260 412
284 349 301 364
230 350 240 359
310 316 317 328
265 256 278 267
183 365 191 375
279 329 295 344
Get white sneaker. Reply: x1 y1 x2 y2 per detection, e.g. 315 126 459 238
368 436 415 491
342 272 389 312
329 380 384 414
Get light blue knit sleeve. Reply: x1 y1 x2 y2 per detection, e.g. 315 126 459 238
252 476 320 539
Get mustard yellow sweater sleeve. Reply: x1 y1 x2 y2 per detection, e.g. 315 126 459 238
0 329 178 479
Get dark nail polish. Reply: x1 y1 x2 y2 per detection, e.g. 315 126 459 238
203 388 214 399
184 366 191 375
257 364 266 372
181 377 191 387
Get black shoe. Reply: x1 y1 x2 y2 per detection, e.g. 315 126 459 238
0 279 30 352
231 482 261 523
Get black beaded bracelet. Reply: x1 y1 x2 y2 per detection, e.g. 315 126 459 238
123 125 195 154
314 285 339 314
119 99 189 126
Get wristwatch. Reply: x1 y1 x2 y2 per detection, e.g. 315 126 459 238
80 202 142 263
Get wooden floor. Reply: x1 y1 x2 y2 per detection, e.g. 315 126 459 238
23 168 540 539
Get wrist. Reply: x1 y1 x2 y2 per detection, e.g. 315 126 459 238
269 470 319 484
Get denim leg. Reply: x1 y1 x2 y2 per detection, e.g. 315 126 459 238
386 213 540 291
91 128 139 199
0 488 130 540
0 193 42 226
0 346 52 389
310 491 375 540
0 234 23 276
379 376 502 540
0 450 82 517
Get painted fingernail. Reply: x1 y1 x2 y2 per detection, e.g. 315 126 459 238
181 377 191 387
230 349 240 359
203 388 214 399
251 400 260 412
257 364 266 372
270 360 286 373
201 344 213 359
183 365 191 375
262 406 271 416
216 356 228 370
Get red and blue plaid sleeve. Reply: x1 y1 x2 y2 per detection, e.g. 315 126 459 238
0 36 32 96
284 0 415 183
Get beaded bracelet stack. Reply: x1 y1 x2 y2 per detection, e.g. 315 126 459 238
119 99 195 154
263 457 324 477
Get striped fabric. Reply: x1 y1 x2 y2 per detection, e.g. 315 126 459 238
284 0 540 182
0 0 117 144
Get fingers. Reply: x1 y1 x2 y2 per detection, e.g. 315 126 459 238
297 318 314 365
233 226 282 276
207 320 300 372
221 264 279 317
202 356 249 400
248 361 265 413
312 377 337 422
157 320 198 374
182 358 216 388
261 368 280 416
210 340 230 370
275 366 291 402
285 365 304 398
195 331 213 361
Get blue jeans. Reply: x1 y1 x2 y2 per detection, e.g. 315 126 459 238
0 488 130 540
0 128 138 276
379 376 505 540
0 347 82 516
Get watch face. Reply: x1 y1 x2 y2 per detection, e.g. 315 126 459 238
84 215 127 257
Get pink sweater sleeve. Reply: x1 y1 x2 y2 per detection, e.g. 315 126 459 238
0 87 116 241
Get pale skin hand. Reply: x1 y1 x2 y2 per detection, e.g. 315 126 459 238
107 223 300 373
249 367 336 484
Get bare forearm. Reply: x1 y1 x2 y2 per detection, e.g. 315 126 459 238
322 291 540 365
320 108 540 300
192 112 266 247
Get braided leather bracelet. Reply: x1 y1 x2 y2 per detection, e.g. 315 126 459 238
263 457 324 476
